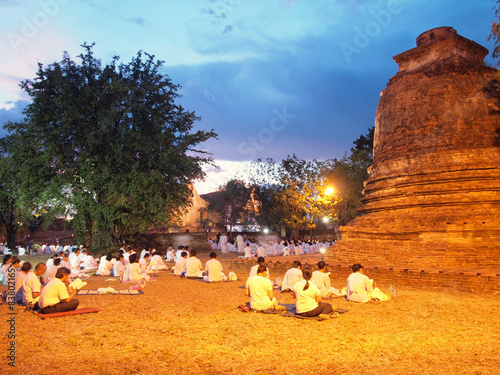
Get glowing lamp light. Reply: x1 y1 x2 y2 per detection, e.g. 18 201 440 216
263 228 270 234
325 187 334 196
320 248 326 254
322 216 329 223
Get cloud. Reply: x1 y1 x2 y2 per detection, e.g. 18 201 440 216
0 99 29 137
123 16 151 27
222 25 233 34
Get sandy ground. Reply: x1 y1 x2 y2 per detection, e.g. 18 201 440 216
1 253 499 375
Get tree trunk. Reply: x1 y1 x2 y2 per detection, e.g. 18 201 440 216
2 199 18 252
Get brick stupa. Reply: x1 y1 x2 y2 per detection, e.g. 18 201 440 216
328 27 500 268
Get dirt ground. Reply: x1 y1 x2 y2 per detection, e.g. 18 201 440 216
1 253 500 375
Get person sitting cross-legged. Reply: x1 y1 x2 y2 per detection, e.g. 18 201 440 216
38 267 79 314
293 267 333 318
245 265 285 311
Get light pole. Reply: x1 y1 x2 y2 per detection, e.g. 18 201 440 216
320 247 326 261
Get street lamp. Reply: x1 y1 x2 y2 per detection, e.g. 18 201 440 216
320 247 326 261
324 187 334 196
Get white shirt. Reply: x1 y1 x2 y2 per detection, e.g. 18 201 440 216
246 276 274 310
23 272 42 305
205 258 223 282
282 267 303 291
311 271 332 298
39 278 69 309
186 257 203 277
346 272 373 303
293 280 320 313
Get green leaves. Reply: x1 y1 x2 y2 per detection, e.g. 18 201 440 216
3 44 217 251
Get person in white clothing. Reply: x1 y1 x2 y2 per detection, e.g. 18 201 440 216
256 243 266 257
204 252 226 282
245 265 284 311
293 267 333 317
14 262 31 304
219 233 228 254
345 263 374 303
38 267 79 314
44 258 61 284
185 250 204 278
281 261 303 292
23 263 47 308
243 243 253 258
236 234 244 254
113 254 125 279
164 246 176 262
97 254 113 276
249 257 270 279
173 251 188 276
311 261 340 298
150 249 169 271
123 253 150 282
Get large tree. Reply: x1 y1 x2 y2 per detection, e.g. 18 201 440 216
0 127 62 251
250 155 335 237
5 44 216 250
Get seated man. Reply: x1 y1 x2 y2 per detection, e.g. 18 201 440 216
23 263 47 309
186 249 204 278
38 267 79 314
204 252 227 282
96 254 113 276
173 251 187 276
245 265 284 311
44 257 62 284
311 261 341 298
281 261 303 292
249 257 270 279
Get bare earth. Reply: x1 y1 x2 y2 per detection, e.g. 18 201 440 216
1 253 499 375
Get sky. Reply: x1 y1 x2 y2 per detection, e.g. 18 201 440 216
0 0 497 193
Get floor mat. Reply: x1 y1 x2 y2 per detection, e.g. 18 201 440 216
32 307 100 319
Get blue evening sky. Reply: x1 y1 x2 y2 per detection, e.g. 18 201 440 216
0 0 496 192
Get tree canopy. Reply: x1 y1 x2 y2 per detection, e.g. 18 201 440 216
2 44 216 250
489 0 500 65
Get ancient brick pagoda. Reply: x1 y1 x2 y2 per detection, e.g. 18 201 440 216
329 27 500 268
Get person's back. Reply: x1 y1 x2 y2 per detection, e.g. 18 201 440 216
205 252 224 282
282 261 303 291
346 264 373 303
173 252 187 276
186 250 203 278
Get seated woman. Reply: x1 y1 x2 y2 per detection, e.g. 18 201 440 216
345 263 374 303
123 253 150 282
293 267 333 318
96 253 114 276
245 265 285 311
150 249 169 271
113 254 125 279
281 261 303 292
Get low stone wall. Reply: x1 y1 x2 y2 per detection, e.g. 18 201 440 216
230 259 500 294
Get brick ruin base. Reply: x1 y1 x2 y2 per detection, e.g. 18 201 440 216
230 258 500 294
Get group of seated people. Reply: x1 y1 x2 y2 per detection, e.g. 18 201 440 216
2 256 79 314
171 247 235 283
245 258 388 318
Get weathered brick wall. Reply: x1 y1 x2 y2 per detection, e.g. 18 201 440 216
329 27 500 269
